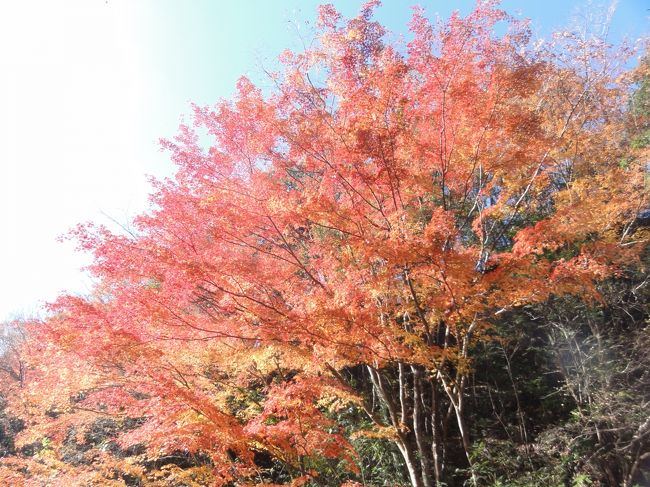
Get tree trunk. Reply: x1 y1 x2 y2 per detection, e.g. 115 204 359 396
396 439 424 487
367 365 424 487
439 373 477 485
454 388 477 486
430 380 443 484
411 365 434 487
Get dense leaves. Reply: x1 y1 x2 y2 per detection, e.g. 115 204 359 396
1 2 648 486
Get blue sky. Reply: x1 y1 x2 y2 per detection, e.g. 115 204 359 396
0 0 647 321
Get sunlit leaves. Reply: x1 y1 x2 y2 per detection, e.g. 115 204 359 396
3 2 648 486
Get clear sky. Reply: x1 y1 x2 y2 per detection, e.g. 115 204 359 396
0 0 647 322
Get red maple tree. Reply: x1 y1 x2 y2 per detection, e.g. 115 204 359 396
4 2 647 486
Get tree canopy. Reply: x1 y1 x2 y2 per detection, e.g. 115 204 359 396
1 2 648 486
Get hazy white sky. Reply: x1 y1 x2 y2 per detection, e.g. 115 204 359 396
0 1 160 319
0 0 647 322
0 0 310 320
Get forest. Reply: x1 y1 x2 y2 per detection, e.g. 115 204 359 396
0 2 649 486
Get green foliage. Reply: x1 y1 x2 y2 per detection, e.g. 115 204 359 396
630 128 650 149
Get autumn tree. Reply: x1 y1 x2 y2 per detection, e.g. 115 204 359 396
0 322 26 391
3 2 648 486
